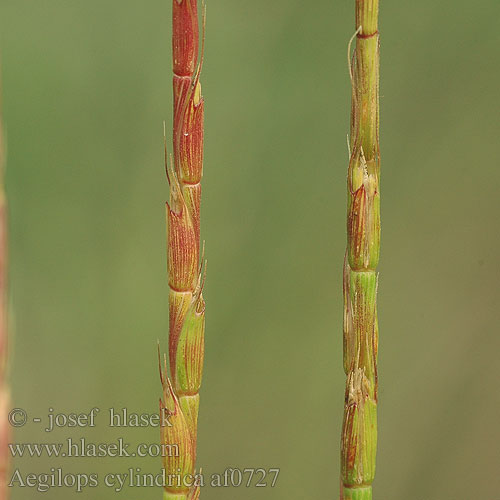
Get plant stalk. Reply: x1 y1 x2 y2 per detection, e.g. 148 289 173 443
0 77 9 500
161 1 205 499
341 1 380 499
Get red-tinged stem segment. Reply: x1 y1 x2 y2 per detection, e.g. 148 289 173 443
0 84 9 500
341 1 380 500
162 2 205 499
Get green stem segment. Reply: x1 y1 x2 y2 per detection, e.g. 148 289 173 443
341 1 380 499
164 493 188 500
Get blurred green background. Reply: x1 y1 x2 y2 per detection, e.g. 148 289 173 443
1 0 500 498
